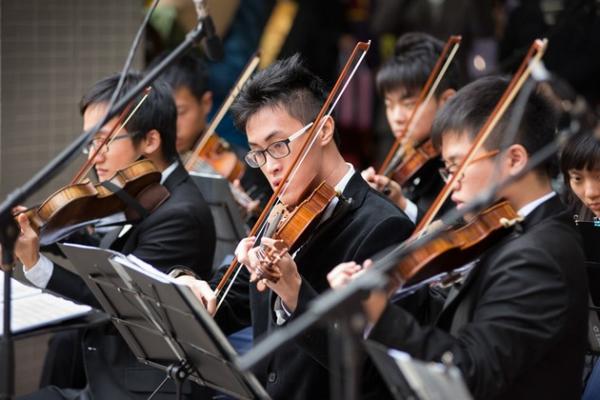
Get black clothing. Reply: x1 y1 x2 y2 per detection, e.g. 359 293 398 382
25 164 216 400
369 196 588 400
213 172 415 399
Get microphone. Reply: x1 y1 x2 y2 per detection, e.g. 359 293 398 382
192 0 224 61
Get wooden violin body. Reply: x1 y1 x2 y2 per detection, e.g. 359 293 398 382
187 134 245 182
395 201 522 285
391 138 439 186
25 159 169 245
253 181 338 286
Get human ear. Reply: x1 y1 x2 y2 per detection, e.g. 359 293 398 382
140 129 162 156
318 116 336 146
200 91 213 118
506 144 528 175
438 88 456 107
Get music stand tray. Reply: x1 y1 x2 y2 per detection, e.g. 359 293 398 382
59 242 269 400
365 341 472 400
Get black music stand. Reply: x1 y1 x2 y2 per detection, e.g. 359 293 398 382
365 341 472 400
189 172 247 272
58 243 269 400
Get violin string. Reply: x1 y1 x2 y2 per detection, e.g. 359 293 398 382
385 41 460 176
278 46 369 199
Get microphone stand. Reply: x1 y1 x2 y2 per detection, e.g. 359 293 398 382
0 16 214 400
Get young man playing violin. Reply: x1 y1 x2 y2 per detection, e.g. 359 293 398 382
176 54 414 399
12 73 216 400
362 32 461 223
329 76 588 399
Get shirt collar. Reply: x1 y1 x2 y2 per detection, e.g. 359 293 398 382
160 161 179 184
334 163 355 193
517 191 556 218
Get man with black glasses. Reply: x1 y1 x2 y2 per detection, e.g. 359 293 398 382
175 55 415 400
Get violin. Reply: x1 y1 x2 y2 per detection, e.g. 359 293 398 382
394 201 522 285
213 42 371 307
186 134 245 181
390 138 439 186
251 182 338 287
25 159 169 245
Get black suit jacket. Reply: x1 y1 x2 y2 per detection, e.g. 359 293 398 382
44 163 216 399
213 172 415 400
402 156 453 222
368 196 588 400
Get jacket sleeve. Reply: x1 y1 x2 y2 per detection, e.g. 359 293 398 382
290 215 415 369
46 263 103 309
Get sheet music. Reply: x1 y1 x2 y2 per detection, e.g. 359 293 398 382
387 349 473 400
0 274 91 334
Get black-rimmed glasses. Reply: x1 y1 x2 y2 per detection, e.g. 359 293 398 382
244 122 314 168
82 132 136 155
438 149 500 183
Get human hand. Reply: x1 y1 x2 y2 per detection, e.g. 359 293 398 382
175 275 217 315
13 207 40 270
361 167 406 209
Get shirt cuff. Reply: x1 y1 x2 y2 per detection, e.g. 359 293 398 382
402 198 418 224
23 254 53 288
274 296 292 326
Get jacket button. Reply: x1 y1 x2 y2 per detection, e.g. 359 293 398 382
267 372 277 383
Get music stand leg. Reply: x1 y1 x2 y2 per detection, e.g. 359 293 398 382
329 311 366 400
146 361 192 400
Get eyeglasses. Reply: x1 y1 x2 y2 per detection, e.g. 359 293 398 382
438 149 500 183
82 132 136 155
244 122 314 168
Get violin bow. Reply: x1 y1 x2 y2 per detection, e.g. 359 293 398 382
70 87 152 184
378 35 462 177
185 52 261 171
414 38 548 236
214 41 371 310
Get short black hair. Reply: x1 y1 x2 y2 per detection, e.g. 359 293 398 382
80 72 179 163
148 51 210 100
431 75 559 178
231 54 339 145
376 32 462 97
561 131 600 173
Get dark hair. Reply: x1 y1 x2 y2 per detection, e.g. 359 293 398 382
231 54 339 145
560 131 600 219
431 75 559 178
80 72 179 163
148 51 210 100
376 32 462 98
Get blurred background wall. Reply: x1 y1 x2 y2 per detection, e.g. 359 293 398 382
1 0 143 205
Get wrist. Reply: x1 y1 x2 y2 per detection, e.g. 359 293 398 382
280 273 302 313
